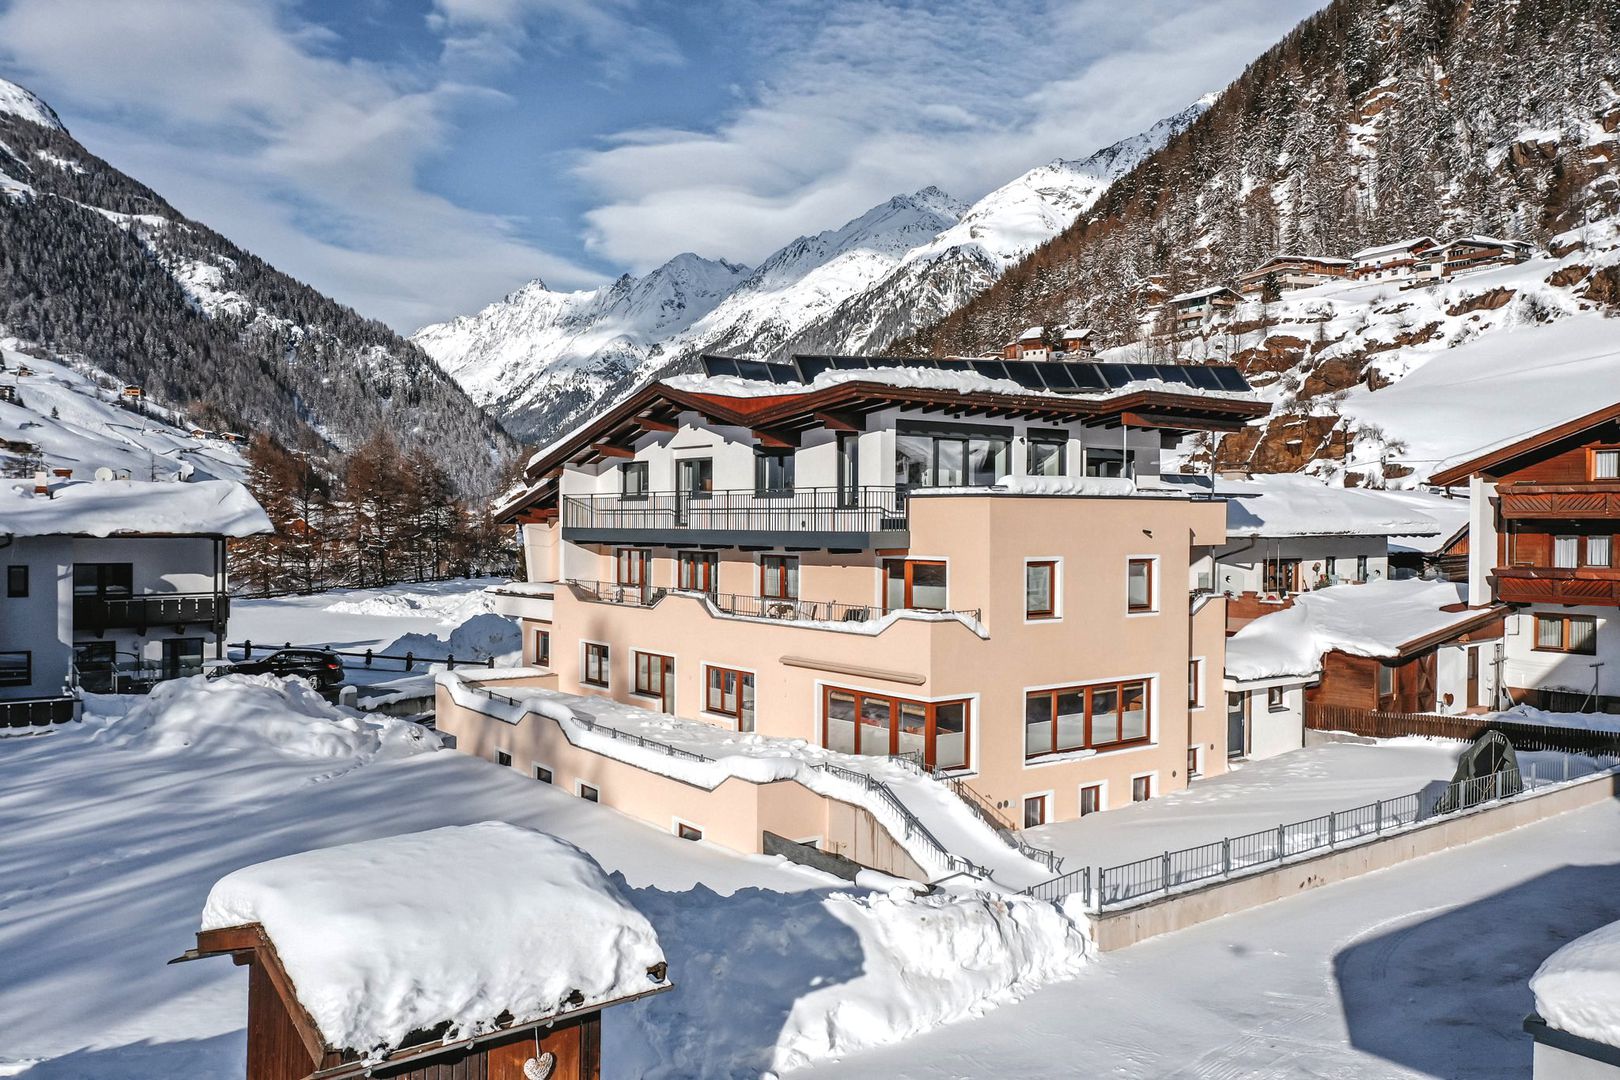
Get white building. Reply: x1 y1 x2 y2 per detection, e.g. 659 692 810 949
1351 236 1440 281
0 476 271 724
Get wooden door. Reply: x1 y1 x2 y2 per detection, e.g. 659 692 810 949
1466 648 1480 708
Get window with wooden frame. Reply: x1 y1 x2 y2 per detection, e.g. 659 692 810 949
1126 558 1155 613
1589 535 1614 568
676 822 703 841
533 629 551 667
1266 685 1286 711
1554 535 1580 569
1263 558 1300 595
1187 747 1202 778
760 554 798 600
582 642 610 687
1131 775 1152 803
1079 784 1102 816
678 550 718 594
1025 560 1057 619
1024 678 1150 759
616 547 651 588
883 558 947 612
634 651 674 700
5 565 26 598
1022 795 1048 828
1377 663 1395 699
1026 432 1066 477
822 686 971 771
705 665 756 731
1592 447 1620 480
1188 658 1204 708
621 461 649 499
1535 613 1597 655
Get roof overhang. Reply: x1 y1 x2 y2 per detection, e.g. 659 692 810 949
1431 402 1620 486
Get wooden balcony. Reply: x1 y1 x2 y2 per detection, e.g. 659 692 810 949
72 591 229 636
1491 566 1620 606
1498 482 1620 520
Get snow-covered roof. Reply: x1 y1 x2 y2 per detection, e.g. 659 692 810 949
1162 474 1445 538
661 366 1258 404
0 478 272 537
1242 254 1354 274
1018 326 1045 341
1352 236 1438 261
199 822 668 1055
1439 234 1530 251
1062 326 1092 339
1168 286 1240 305
1225 579 1491 682
1532 918 1620 1049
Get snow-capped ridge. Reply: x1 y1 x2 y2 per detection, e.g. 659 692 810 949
0 77 65 132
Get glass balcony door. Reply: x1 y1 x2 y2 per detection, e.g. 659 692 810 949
675 458 713 526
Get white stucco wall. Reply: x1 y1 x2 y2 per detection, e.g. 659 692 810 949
1503 606 1620 707
1215 535 1391 597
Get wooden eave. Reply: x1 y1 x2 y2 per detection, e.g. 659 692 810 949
1431 402 1620 486
1393 603 1511 659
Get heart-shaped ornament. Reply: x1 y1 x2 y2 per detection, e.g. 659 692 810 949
523 1051 556 1080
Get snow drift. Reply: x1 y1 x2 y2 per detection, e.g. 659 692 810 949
1532 918 1620 1049
383 612 521 662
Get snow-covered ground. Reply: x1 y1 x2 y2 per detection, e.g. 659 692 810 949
0 677 1084 1078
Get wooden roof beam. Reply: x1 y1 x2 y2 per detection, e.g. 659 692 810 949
591 443 635 459
753 428 799 450
813 410 862 432
634 415 678 433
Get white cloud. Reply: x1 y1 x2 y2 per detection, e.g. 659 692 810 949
0 0 603 330
576 0 1328 271
428 0 682 74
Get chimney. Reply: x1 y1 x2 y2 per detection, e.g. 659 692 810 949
33 470 47 495
52 468 72 479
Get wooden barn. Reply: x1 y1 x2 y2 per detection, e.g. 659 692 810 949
176 823 670 1080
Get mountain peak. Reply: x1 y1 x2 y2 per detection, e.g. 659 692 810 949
0 77 66 132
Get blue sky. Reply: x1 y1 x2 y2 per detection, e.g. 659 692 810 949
0 0 1327 331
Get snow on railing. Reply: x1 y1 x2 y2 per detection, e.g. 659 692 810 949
1021 755 1604 911
889 750 1063 875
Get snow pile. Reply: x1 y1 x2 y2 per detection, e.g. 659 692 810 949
1225 578 1479 681
992 474 1139 497
1531 919 1620 1048
383 612 521 662
200 822 669 1056
106 673 432 760
0 478 271 537
324 583 498 623
1499 705 1620 734
1161 473 1445 537
615 884 1086 1076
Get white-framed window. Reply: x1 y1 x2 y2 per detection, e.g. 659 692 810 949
1588 535 1613 568
704 664 756 731
1188 657 1205 709
1131 773 1154 803
675 819 704 842
582 641 611 688
577 781 600 803
1025 558 1059 620
533 628 551 667
1187 746 1202 779
1593 448 1620 479
532 762 553 784
1079 783 1104 816
1266 685 1287 711
495 750 512 767
1554 535 1579 569
1022 792 1052 828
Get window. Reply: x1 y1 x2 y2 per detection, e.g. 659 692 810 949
1593 448 1620 480
161 638 204 680
1589 536 1614 568
1023 795 1048 829
1263 558 1301 595
72 563 132 597
578 783 600 803
1536 613 1597 655
884 559 948 612
1377 663 1395 699
1131 775 1153 803
1127 558 1155 613
677 822 703 841
1266 685 1286 711
533 629 551 667
1024 678 1151 758
1554 535 1579 569
616 548 651 589
0 651 30 687
1188 747 1202 778
634 652 673 702
822 686 971 770
1026 432 1066 477
1085 447 1125 478
1188 659 1204 708
1079 784 1102 817
621 461 649 498
705 666 756 731
760 554 798 600
533 764 553 784
582 642 611 687
1025 561 1057 619
754 450 795 495
895 422 1011 488
836 432 860 507
678 550 718 594
496 750 512 767
5 565 26 598
1355 555 1370 582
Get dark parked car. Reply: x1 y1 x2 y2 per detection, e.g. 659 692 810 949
209 648 345 689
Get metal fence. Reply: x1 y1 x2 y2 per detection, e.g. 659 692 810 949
232 640 497 672
565 581 981 627
888 750 1063 874
561 486 909 538
1022 757 1591 910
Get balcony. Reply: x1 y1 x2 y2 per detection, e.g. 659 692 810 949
1491 566 1620 606
565 580 981 629
1498 482 1620 520
72 591 228 636
560 486 909 549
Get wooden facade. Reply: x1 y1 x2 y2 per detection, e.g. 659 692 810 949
1303 612 1507 713
186 924 634 1080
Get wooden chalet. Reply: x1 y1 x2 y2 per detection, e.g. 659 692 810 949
1306 605 1508 714
1352 237 1439 281
1236 255 1352 294
1002 326 1051 361
1425 235 1532 277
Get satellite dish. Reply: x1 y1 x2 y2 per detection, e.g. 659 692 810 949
94 467 115 482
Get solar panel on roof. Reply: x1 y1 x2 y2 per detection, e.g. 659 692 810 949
968 360 1011 381
1035 364 1077 390
1066 365 1109 391
1000 361 1047 389
1211 366 1251 391
1186 366 1224 390
701 355 739 378
1121 364 1160 383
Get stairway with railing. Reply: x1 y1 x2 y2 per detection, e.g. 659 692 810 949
887 749 1063 875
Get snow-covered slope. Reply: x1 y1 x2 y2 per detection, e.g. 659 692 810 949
0 77 63 131
0 339 248 483
412 253 749 441
416 105 1208 442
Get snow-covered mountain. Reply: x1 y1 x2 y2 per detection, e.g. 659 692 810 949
413 253 749 442
414 105 1208 442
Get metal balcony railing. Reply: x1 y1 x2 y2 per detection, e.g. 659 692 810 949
72 591 228 632
561 486 909 541
564 581 981 627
